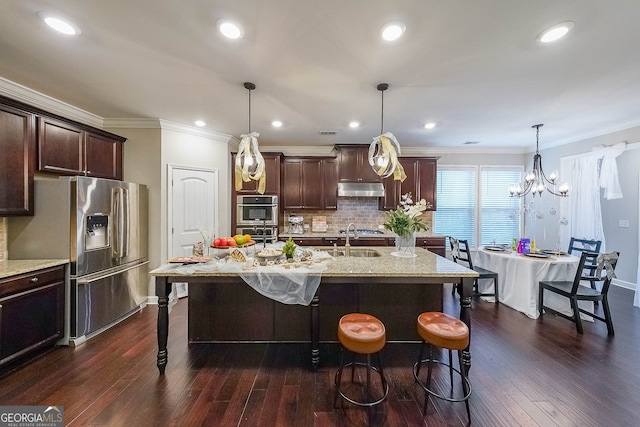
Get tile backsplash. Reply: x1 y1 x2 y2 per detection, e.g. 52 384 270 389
284 197 433 233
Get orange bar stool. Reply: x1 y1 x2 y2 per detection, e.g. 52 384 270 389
413 312 471 422
334 313 389 418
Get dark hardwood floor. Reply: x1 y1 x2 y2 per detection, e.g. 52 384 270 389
2 284 640 426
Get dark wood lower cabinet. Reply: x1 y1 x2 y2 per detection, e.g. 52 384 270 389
280 236 446 253
0 265 65 368
188 281 442 343
417 237 446 257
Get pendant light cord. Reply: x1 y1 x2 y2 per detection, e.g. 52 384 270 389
248 87 252 133
377 83 389 135
244 82 256 133
380 89 384 135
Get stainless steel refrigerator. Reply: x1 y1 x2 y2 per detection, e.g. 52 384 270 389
8 176 148 345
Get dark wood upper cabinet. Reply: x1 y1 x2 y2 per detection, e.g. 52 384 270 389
38 117 84 175
323 157 338 209
85 131 123 180
37 117 124 180
0 104 35 216
416 157 437 211
282 157 337 210
232 152 282 195
336 145 381 183
380 157 437 211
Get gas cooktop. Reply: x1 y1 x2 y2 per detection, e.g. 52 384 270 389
338 229 385 235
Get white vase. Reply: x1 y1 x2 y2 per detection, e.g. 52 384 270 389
392 231 417 258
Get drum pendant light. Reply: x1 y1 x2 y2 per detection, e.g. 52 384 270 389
235 82 266 194
368 83 406 181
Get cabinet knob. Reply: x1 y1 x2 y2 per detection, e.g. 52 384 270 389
30 277 39 283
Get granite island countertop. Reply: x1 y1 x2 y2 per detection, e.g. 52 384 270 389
150 246 476 279
0 259 69 279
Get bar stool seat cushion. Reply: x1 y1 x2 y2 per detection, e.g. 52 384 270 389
417 312 469 351
338 313 386 354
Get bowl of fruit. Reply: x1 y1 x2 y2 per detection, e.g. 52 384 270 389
211 234 255 249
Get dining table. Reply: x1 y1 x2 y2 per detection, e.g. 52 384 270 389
474 247 592 319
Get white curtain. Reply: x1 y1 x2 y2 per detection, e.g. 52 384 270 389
594 142 626 200
561 154 605 251
634 174 640 307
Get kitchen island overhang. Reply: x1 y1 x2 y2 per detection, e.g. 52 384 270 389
150 246 478 374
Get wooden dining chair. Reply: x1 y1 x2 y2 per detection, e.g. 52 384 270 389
568 237 603 307
449 237 499 302
568 237 602 290
538 251 619 335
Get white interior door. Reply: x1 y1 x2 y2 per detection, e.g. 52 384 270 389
169 166 218 297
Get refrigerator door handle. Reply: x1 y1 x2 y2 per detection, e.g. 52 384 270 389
122 187 130 258
112 187 129 259
75 261 149 284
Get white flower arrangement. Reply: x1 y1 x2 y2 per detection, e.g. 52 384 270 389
383 193 431 239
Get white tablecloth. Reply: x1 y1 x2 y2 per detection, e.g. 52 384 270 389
475 249 591 319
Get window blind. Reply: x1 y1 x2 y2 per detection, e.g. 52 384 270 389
480 168 522 246
434 168 476 247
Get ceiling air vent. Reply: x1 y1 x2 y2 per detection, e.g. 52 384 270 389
464 141 480 145
319 131 337 136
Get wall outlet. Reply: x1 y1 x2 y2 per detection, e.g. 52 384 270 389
619 219 630 228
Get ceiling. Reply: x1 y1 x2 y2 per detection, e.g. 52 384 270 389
2 0 640 151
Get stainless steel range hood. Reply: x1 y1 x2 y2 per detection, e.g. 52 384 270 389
337 182 385 197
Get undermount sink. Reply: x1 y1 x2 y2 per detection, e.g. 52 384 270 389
321 248 382 257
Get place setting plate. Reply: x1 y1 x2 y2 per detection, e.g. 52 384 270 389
483 245 507 252
540 249 569 256
522 252 551 259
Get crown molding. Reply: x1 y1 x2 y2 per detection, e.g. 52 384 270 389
103 118 161 129
262 144 527 156
257 145 338 157
0 77 103 128
157 119 234 144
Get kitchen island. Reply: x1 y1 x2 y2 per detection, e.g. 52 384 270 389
150 246 477 374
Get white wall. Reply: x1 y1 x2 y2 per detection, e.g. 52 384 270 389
536 126 640 286
160 125 233 263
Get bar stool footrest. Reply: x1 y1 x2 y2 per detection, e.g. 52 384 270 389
335 362 389 407
413 359 472 403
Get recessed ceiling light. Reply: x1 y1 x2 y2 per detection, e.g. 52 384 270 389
349 121 360 129
380 21 406 41
194 120 206 127
424 122 436 129
538 21 575 43
272 120 283 128
38 12 80 35
217 19 244 39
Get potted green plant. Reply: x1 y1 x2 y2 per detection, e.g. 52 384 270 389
383 193 430 257
282 237 297 259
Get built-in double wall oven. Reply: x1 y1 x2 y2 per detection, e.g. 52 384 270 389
236 195 278 244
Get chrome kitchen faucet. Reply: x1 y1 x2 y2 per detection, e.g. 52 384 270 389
344 223 359 256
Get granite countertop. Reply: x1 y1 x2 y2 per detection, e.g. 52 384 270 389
0 259 69 279
150 246 475 279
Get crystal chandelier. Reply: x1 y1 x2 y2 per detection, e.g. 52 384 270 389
509 124 569 198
